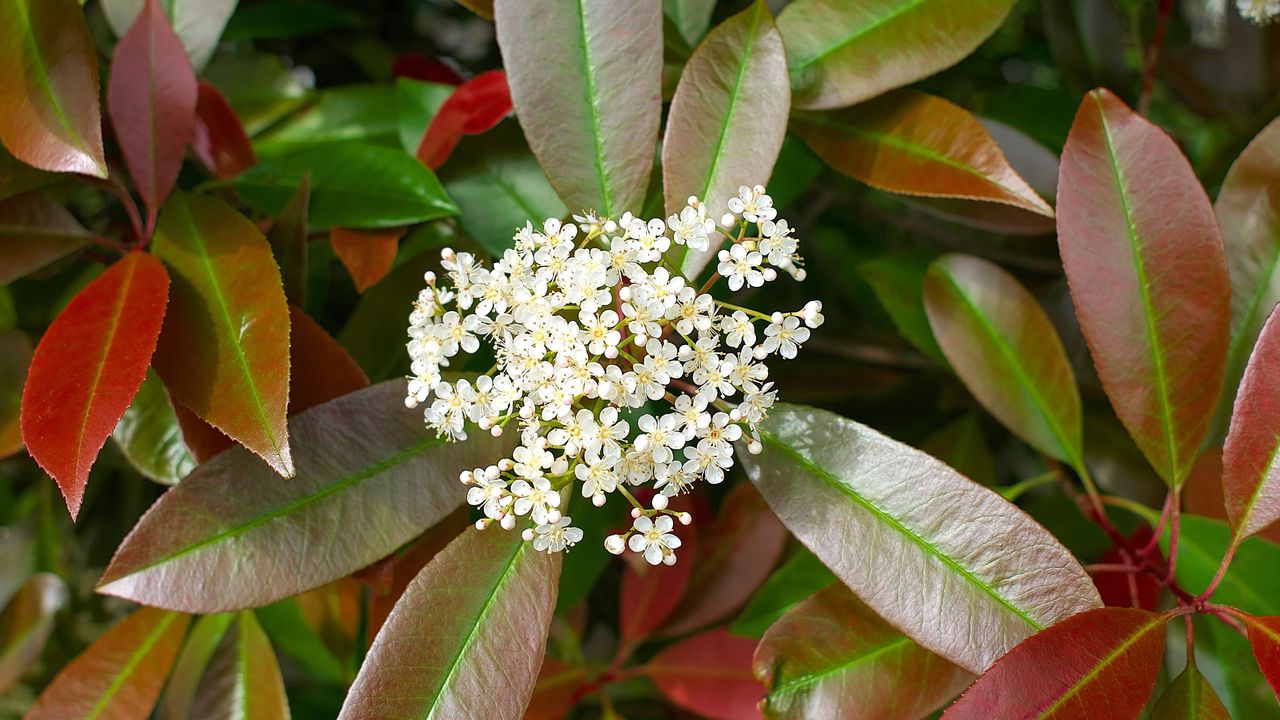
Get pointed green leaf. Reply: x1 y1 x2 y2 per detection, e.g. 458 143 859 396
266 175 310 306
664 0 716 45
742 404 1101 673
112 370 196 486
338 528 561 720
256 85 400 153
98 381 510 613
191 612 290 720
856 251 946 364
495 0 662 216
158 613 234 720
1150 660 1230 720
732 550 835 639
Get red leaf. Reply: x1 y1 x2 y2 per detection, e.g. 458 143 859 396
524 656 587 720
943 607 1166 719
392 53 464 85
107 0 197 215
357 508 468 640
1090 528 1161 610
1242 614 1280 700
192 81 256 179
416 70 511 169
645 627 764 720
21 251 169 518
620 521 696 648
1222 304 1280 541
663 483 786 637
331 226 404 293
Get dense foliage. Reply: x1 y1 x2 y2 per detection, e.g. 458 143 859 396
2 0 1280 718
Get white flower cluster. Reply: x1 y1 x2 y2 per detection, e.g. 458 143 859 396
1239 0 1280 22
405 186 822 563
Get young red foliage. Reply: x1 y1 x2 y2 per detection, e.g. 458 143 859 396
415 70 512 169
331 227 405 293
1221 304 1280 540
107 0 197 217
1241 614 1280 700
21 251 169 519
645 627 764 720
192 81 257 179
1091 527 1161 611
391 53 464 85
943 607 1166 719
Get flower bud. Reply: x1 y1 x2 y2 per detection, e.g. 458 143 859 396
651 494 669 510
546 508 562 523
500 514 516 530
592 493 606 507
521 528 535 542
662 552 677 566
605 534 626 554
630 507 642 519
679 512 692 525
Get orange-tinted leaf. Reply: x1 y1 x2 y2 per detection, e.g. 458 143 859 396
21 251 170 518
192 81 257 179
26 607 190 720
524 656 586 720
0 573 68 693
0 0 107 177
287 304 369 414
943 608 1166 719
170 399 230 463
620 522 696 647
793 91 1053 217
0 192 89 285
645 627 763 720
1241 614 1280 700
151 192 294 477
663 483 786 637
1185 449 1280 546
331 226 404 293
1057 88 1229 488
295 578 362 663
0 331 32 458
107 0 197 215
192 611 290 720
416 70 511 169
755 584 971 719
1222 305 1280 542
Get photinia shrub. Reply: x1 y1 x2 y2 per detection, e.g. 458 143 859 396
2 0 1280 718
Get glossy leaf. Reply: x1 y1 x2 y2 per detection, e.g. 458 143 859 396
792 91 1053 217
151 192 294 477
0 0 107 177
944 608 1165 718
191 611 290 720
1168 515 1280 613
441 123 568 258
645 627 763 720
338 528 560 720
396 78 454 152
755 584 971 720
285 304 369 415
192 81 257 179
1149 660 1230 720
108 0 197 215
102 0 238 70
26 607 190 720
158 613 234 720
416 70 512 169
0 331 33 458
665 0 716 45
663 482 787 636
361 510 468 639
732 550 835 638
1215 116 1280 439
1056 88 1229 488
924 253 1083 467
232 143 458 230
331 227 404 292
1240 614 1280 701
494 0 662 216
663 0 789 279
1221 304 1280 541
266 176 309 306
98 381 509 613
0 191 89 285
257 85 400 153
777 0 1017 110
0 573 67 693
203 53 308 136
22 251 170 518
112 370 196 486
741 404 1101 673
255 599 345 686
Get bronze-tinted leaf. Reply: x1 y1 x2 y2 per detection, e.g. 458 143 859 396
338 528 560 720
0 192 89 285
1221 305 1280 542
190 612 290 720
0 573 67 693
645 627 763 720
1149 658 1230 720
158 613 233 720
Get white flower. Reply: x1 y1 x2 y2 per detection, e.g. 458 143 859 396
627 514 682 565
466 476 510 519
668 200 714 252
635 413 687 463
801 300 825 329
717 244 764 292
726 184 776 224
512 477 561 524
762 316 811 359
533 517 583 553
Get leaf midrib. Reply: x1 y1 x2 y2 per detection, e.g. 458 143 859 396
760 431 1041 631
787 0 931 74
770 634 914 696
1039 615 1161 717
696 3 763 206
86 612 178 720
11 0 97 165
572 0 613 216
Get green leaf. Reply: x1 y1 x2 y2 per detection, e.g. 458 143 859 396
742 403 1101 673
204 52 309 135
232 143 458 230
266 175 310 306
0 573 67 693
158 613 234 720
792 91 1054 217
112 369 196 486
924 253 1084 468
256 85 400 153
1166 515 1280 613
339 250 438 381
664 0 716 45
98 381 511 613
777 0 1017 110
856 251 946 364
732 550 835 639
222 0 358 40
495 0 662 216
191 612 291 719
0 191 89 285
26 607 190 719
0 0 107 176
397 78 455 154
1213 116 1280 441
1057 88 1229 488
151 192 294 477
1150 660 1231 720
920 414 996 487
102 0 238 70
441 123 568 258
255 599 346 685
338 528 560 719
755 584 971 719
662 0 790 279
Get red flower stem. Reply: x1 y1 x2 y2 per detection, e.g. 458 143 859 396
1196 537 1240 603
1138 0 1175 115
